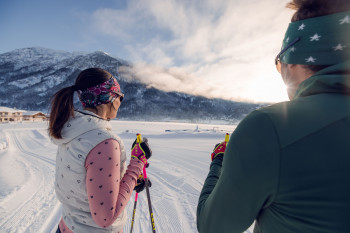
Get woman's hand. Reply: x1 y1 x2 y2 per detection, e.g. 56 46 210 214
131 137 152 166
134 174 152 193
211 141 227 161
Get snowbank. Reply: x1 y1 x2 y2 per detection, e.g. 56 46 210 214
0 132 9 150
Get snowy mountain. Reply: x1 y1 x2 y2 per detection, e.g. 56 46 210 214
0 47 263 122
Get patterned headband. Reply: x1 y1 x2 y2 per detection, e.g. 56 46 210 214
279 11 350 65
77 76 123 108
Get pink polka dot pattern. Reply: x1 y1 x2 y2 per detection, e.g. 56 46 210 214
84 139 143 228
59 218 74 233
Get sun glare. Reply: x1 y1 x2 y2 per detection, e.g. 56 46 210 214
248 73 289 103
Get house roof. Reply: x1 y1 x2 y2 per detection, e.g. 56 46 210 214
23 111 47 116
23 111 41 116
0 107 47 117
0 106 26 113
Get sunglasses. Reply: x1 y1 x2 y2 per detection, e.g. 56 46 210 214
112 92 124 103
275 37 300 73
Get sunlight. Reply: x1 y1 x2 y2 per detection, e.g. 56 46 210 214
248 72 289 103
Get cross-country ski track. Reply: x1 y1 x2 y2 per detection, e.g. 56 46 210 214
0 121 254 233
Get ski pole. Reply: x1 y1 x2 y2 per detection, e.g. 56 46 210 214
143 167 156 233
137 134 156 233
129 192 138 233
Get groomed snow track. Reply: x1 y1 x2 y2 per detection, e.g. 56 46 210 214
0 128 61 233
0 121 253 233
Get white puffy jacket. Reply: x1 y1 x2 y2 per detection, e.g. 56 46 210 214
52 110 127 233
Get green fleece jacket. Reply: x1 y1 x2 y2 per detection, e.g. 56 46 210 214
197 61 350 233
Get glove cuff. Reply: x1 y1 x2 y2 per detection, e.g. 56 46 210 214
131 154 147 165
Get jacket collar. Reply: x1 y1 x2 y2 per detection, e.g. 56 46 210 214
294 61 350 99
51 110 112 145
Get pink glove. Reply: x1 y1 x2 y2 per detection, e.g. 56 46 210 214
131 137 152 166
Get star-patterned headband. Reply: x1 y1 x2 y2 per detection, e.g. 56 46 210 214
279 11 350 65
77 76 124 108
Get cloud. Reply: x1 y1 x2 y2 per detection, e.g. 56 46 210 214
90 0 293 102
120 60 288 103
120 63 214 96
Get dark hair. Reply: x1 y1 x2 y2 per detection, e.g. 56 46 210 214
286 0 350 72
287 0 350 22
49 68 112 139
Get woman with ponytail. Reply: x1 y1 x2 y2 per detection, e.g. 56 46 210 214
49 68 152 233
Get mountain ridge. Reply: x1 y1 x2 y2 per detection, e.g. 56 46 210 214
0 47 265 123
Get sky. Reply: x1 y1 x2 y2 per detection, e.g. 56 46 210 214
0 0 295 103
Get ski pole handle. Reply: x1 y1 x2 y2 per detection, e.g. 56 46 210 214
136 133 149 178
225 133 230 143
137 133 156 232
134 192 138 201
143 167 148 179
137 133 142 143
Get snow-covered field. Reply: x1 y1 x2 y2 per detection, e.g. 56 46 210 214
0 120 254 233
